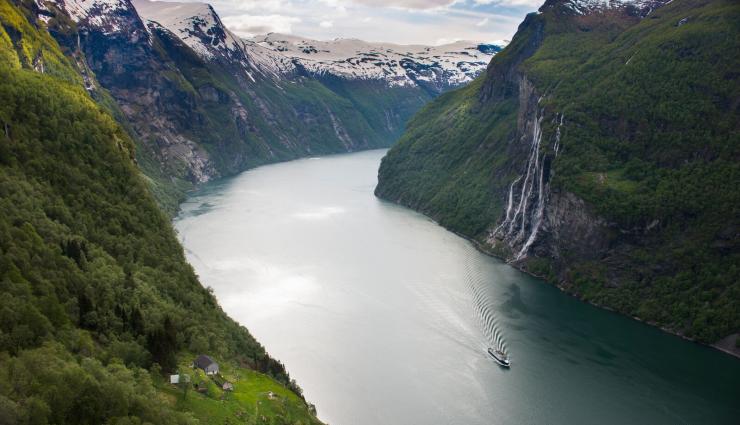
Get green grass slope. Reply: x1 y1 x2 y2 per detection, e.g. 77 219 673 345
160 358 321 425
377 0 739 345
0 1 322 422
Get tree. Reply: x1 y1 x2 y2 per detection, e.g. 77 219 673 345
177 372 191 400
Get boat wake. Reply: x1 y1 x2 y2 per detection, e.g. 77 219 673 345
464 256 508 356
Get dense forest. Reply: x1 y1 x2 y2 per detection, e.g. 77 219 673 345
377 0 739 347
0 0 321 422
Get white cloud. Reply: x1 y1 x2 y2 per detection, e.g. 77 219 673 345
206 0 532 45
318 0 349 13
350 0 456 10
210 0 292 13
473 0 543 6
221 14 302 36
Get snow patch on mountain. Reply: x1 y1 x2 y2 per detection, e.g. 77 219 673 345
249 33 502 89
130 0 502 89
57 0 133 34
561 0 670 16
132 0 241 61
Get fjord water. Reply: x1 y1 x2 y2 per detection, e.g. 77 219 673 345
175 150 739 425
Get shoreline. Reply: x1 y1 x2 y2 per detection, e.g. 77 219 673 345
171 147 391 218
379 195 740 361
178 154 739 361
469 232 740 359
467 230 740 360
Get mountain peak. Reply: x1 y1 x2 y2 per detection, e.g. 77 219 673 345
248 32 503 90
127 0 503 91
56 0 148 37
542 0 672 17
132 0 244 61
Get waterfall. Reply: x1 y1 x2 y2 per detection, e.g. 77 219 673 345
553 113 564 156
515 151 546 261
491 175 522 236
505 113 542 237
491 108 560 262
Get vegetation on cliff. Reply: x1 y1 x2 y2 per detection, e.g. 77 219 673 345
376 0 739 345
33 0 438 215
0 1 321 422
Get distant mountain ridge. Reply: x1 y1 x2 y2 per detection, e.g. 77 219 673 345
247 33 499 93
33 0 500 212
131 0 498 92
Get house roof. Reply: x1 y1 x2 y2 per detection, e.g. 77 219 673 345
193 354 218 369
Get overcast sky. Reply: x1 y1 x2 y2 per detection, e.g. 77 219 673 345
201 0 541 45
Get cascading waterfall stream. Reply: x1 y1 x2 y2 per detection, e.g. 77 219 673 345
490 107 563 262
491 175 522 236
553 113 564 156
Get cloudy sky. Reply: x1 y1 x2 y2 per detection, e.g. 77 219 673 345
203 0 541 45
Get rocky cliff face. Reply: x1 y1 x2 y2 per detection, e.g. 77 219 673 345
482 0 673 270
485 72 612 276
39 0 499 209
376 0 739 348
46 0 222 184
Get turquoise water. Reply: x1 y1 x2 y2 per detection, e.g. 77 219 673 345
175 149 740 425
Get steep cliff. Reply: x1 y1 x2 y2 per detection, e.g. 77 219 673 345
32 0 498 213
376 0 739 350
0 0 322 421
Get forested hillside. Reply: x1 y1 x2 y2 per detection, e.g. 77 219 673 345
20 0 496 215
0 0 322 422
376 0 739 350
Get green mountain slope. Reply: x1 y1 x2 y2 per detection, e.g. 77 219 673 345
0 1 322 422
30 0 451 214
376 0 740 349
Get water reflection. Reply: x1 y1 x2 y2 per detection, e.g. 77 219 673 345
175 150 740 425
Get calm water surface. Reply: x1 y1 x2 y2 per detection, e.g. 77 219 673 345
175 150 740 425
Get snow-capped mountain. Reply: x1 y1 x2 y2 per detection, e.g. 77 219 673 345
130 0 502 91
131 0 249 64
48 0 149 38
37 0 505 197
131 0 290 81
248 34 501 90
550 0 670 16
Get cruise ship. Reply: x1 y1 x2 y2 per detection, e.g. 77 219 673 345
488 347 511 367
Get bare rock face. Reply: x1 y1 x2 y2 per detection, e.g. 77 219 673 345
482 0 670 268
163 138 214 183
485 72 611 285
480 12 544 103
42 0 500 191
46 0 219 183
537 190 611 277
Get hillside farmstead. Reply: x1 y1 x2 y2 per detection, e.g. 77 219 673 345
193 355 219 375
